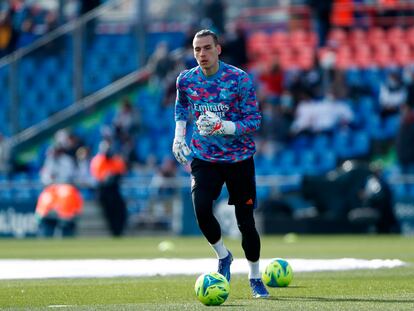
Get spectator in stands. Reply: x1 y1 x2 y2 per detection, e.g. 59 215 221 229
302 56 324 99
147 41 175 87
403 67 414 106
15 3 55 48
287 61 323 107
259 92 294 149
290 90 314 137
220 22 248 70
75 146 94 187
0 5 14 57
40 144 77 186
3 0 28 54
1 0 78 54
257 59 284 105
43 9 62 54
330 0 354 31
79 0 101 43
287 71 308 108
378 71 407 119
396 109 414 174
79 0 101 15
308 0 333 47
16 7 36 48
396 71 414 174
273 91 295 146
330 68 349 100
35 183 83 238
113 98 141 135
203 0 226 34
112 98 141 167
90 139 128 237
180 27 199 69
161 50 187 107
290 92 354 137
53 128 84 161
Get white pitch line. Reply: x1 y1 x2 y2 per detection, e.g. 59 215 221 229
0 258 406 280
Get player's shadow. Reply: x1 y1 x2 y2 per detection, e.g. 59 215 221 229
267 296 414 304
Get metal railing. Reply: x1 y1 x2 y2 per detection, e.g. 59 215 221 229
0 0 146 136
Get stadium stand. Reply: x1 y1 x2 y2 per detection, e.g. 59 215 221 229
0 0 414 236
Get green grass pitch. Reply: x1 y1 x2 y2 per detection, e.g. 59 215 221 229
0 235 413 310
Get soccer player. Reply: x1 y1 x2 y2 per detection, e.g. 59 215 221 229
172 29 269 298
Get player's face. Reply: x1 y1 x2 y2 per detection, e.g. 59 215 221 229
193 35 221 76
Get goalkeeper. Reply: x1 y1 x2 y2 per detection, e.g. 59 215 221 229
173 29 268 298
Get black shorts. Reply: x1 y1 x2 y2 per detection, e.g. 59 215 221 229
190 157 257 207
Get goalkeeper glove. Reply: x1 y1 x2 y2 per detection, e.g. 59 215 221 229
196 111 236 136
172 121 191 165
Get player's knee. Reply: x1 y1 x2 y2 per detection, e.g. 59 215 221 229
237 219 256 234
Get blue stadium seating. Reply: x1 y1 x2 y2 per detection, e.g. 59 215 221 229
3 26 413 206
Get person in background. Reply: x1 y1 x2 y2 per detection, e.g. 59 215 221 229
378 71 407 119
35 183 83 237
308 0 333 47
79 0 101 15
220 22 248 70
90 139 128 237
112 98 141 167
257 58 284 105
396 68 414 174
172 29 269 298
203 0 226 34
40 144 77 186
0 5 14 57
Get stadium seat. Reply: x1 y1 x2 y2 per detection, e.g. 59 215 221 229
312 134 331 152
354 44 373 68
406 26 414 46
299 150 319 175
351 130 370 157
276 149 297 169
296 46 315 69
345 68 363 87
290 29 316 48
19 58 36 76
327 28 348 47
386 27 405 47
41 57 60 75
395 43 412 66
360 69 382 94
333 129 351 158
247 31 270 58
392 183 410 199
367 27 385 46
367 115 388 140
317 150 337 172
349 28 366 47
383 114 401 138
270 31 289 52
135 136 153 163
256 155 277 176
0 189 13 200
353 95 376 126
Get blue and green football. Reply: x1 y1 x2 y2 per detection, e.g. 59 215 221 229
194 272 230 306
262 258 293 287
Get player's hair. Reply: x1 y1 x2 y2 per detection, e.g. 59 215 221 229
194 29 219 45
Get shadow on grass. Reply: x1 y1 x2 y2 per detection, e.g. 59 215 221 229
266 296 414 304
